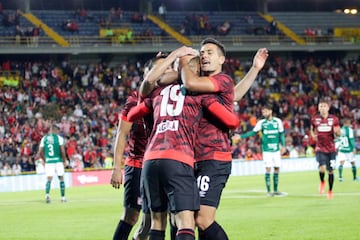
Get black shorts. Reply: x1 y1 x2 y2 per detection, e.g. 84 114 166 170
123 165 142 210
316 152 337 171
142 159 200 213
140 171 150 214
194 160 232 208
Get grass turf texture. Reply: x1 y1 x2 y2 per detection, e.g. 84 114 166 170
1 170 360 240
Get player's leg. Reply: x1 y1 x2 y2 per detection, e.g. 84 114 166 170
133 172 151 240
165 160 199 240
142 160 168 240
196 205 227 240
56 162 66 202
273 167 280 193
113 166 142 240
194 160 230 240
148 211 167 240
349 153 358 181
132 212 151 240
316 152 327 194
113 208 140 240
272 151 281 194
45 163 55 203
168 212 178 240
337 152 345 181
263 152 273 195
326 152 336 199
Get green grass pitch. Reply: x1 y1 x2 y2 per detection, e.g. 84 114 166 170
1 170 360 239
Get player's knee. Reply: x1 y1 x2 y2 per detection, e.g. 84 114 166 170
195 212 214 230
123 208 140 225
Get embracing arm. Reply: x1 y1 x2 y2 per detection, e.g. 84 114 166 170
127 102 151 122
234 48 268 101
140 47 197 97
180 55 217 92
207 101 240 129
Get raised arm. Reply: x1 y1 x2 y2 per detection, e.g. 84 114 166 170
140 47 197 97
234 48 268 101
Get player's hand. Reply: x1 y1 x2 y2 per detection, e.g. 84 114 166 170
174 46 198 58
252 48 268 70
280 146 287 155
110 169 123 189
179 55 196 68
231 134 241 145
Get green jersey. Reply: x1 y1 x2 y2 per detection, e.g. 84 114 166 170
39 133 65 163
241 117 285 152
338 125 355 153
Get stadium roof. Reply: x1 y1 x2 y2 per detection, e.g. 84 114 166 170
3 0 360 12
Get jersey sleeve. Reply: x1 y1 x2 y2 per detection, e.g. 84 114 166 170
127 99 152 122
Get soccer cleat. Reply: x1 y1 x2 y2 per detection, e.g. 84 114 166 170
273 191 288 197
339 177 344 182
327 190 333 200
45 195 51 204
267 192 274 197
319 181 325 195
61 197 67 203
353 177 360 182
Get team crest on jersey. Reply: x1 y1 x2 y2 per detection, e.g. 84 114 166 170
328 118 333 125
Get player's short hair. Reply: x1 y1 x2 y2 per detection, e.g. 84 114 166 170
200 37 226 57
318 97 330 105
262 102 273 111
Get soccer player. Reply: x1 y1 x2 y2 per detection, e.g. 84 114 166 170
310 97 340 199
110 56 173 240
336 118 358 182
179 38 268 240
39 124 68 203
239 103 286 197
110 90 151 240
128 55 239 240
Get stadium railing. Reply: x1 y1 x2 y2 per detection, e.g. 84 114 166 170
0 34 358 54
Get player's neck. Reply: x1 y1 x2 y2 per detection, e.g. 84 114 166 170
320 113 328 119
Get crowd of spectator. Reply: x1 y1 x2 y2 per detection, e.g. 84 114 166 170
0 53 359 176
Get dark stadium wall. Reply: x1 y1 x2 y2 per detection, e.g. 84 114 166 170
3 0 360 12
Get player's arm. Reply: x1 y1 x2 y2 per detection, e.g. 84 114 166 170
140 47 197 97
111 116 132 189
39 138 45 160
139 70 178 97
234 48 268 101
310 123 317 141
279 131 286 154
240 130 257 139
207 101 240 129
60 145 68 167
127 101 151 122
180 55 218 92
334 125 341 137
240 120 261 139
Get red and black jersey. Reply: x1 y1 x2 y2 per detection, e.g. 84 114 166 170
144 83 218 168
195 72 234 162
121 91 148 168
311 114 340 153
